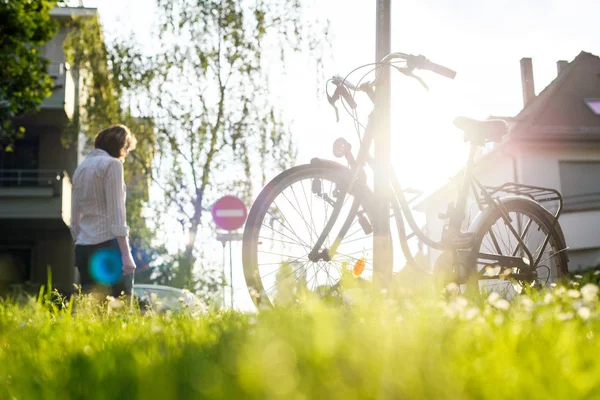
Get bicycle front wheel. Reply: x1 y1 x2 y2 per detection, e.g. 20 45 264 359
242 164 382 307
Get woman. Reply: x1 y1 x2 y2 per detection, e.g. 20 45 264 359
70 124 137 297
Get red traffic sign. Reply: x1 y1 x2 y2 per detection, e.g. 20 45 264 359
211 196 247 231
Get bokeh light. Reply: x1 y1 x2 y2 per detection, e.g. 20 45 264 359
89 248 123 285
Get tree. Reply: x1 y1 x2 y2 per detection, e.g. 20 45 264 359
115 0 326 292
0 0 61 149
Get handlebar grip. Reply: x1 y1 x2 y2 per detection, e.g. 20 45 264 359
422 59 457 79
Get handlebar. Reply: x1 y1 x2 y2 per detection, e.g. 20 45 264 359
332 53 456 93
328 52 456 119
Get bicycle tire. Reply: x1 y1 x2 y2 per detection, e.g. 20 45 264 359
242 163 383 307
468 197 569 295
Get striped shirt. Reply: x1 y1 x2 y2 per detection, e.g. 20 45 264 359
70 148 129 245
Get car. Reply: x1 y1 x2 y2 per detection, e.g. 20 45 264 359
133 284 206 314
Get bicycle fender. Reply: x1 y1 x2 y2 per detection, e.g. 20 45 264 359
310 158 349 171
310 158 368 182
467 195 568 258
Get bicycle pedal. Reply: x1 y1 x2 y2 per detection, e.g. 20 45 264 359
452 232 474 246
357 211 373 235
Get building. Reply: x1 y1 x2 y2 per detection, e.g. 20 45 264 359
0 7 97 295
418 51 600 272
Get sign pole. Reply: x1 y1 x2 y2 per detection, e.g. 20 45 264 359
222 241 227 307
229 240 234 308
212 195 247 310
373 0 393 287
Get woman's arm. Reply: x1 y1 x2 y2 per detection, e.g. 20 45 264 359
70 184 81 242
105 160 136 274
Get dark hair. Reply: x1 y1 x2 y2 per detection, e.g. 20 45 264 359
94 124 137 158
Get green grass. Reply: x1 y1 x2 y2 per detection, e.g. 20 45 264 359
1 281 600 399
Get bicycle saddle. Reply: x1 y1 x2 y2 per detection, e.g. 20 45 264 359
453 117 508 144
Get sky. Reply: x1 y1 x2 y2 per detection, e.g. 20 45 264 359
76 0 600 310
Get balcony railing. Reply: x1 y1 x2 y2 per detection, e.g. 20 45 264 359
0 169 72 226
0 169 69 196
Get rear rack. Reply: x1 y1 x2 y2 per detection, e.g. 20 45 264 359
480 182 563 219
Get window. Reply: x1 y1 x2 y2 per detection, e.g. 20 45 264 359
567 247 600 271
584 99 600 115
0 136 40 187
559 161 600 211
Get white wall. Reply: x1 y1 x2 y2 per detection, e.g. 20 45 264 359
519 144 600 267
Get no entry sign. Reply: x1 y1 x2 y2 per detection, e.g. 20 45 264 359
211 196 247 231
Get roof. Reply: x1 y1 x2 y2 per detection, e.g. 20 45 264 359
509 51 600 140
50 7 98 22
417 51 600 210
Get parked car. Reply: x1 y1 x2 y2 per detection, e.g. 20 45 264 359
133 284 206 313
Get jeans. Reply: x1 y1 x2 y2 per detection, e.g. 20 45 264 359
75 238 133 298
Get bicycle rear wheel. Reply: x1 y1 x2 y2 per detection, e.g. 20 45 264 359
470 198 569 296
242 164 381 307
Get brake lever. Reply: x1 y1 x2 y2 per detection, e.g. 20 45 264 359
391 65 429 91
327 86 341 122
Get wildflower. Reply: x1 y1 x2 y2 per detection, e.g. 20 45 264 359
453 296 469 309
108 299 124 310
567 289 581 299
342 293 355 305
581 284 599 303
557 312 574 321
487 292 501 304
577 307 591 321
464 307 480 320
587 331 595 339
543 293 553 304
106 295 115 302
519 297 535 313
572 300 584 310
493 299 510 311
594 270 600 276
574 275 583 280
181 289 190 294
178 297 185 303
445 282 460 297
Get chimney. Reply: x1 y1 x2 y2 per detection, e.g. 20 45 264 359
520 58 535 107
557 60 569 75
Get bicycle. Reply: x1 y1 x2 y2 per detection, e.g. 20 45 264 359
242 52 570 307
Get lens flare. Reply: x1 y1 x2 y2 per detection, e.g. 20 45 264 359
89 248 123 285
352 257 366 277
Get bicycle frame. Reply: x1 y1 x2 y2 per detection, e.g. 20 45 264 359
308 107 564 280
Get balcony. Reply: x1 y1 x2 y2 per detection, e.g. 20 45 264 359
0 170 72 230
40 63 76 124
16 63 76 127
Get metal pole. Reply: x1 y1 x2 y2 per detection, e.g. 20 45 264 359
222 241 227 308
229 240 234 309
373 0 393 287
